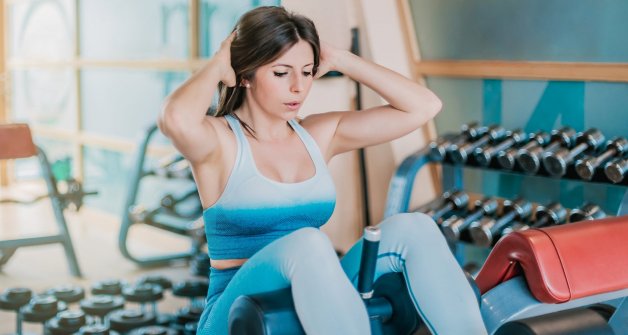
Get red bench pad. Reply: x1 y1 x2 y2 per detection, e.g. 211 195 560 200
475 215 628 303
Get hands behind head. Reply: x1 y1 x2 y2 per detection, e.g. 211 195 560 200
314 42 342 79
213 31 237 87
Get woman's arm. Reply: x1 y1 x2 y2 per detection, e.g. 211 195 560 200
314 43 442 157
158 33 236 163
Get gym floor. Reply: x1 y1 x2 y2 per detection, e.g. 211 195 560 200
0 181 197 333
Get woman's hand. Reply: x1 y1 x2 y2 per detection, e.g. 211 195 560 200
212 31 237 87
315 42 344 79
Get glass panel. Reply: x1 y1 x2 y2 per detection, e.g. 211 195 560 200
81 69 188 141
7 0 74 60
10 69 77 130
79 0 189 60
426 77 628 214
199 0 280 57
408 0 628 62
14 137 74 180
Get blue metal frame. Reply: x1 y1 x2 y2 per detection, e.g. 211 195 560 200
0 147 82 277
481 277 628 335
118 124 204 267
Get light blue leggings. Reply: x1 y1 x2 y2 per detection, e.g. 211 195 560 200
197 212 487 334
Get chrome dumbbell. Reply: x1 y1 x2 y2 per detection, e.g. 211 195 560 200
441 198 498 241
497 131 550 170
428 122 488 161
469 198 532 247
474 129 528 167
569 202 607 223
576 137 628 181
517 127 577 174
543 128 606 177
450 125 507 164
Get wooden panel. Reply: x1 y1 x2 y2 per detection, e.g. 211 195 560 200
8 59 206 70
414 60 628 83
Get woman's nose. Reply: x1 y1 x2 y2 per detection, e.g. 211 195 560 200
290 73 303 93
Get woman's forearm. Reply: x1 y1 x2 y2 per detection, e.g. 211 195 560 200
333 50 442 116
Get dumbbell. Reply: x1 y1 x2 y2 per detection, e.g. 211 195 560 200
424 190 469 223
497 131 550 170
46 285 86 305
501 202 567 236
474 129 528 167
543 128 606 177
450 125 507 164
190 253 211 277
517 127 577 174
79 324 121 335
109 309 157 333
45 310 87 335
531 202 568 228
0 287 32 334
22 295 68 328
92 279 127 296
469 198 532 247
80 295 125 326
569 203 607 223
428 122 487 161
122 283 165 324
170 280 208 333
129 326 178 335
441 198 499 241
605 157 628 184
576 137 628 180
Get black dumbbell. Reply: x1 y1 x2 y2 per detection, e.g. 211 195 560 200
569 203 607 223
450 125 507 164
428 122 487 161
497 131 550 170
605 157 628 184
576 137 628 180
22 295 68 325
92 279 127 296
138 275 173 291
122 283 164 319
543 128 606 177
79 324 121 335
47 285 85 305
441 198 499 241
80 295 125 325
469 198 532 247
474 129 528 167
129 326 178 335
109 309 157 333
190 253 211 277
45 310 87 335
517 127 577 174
0 287 32 334
424 190 469 223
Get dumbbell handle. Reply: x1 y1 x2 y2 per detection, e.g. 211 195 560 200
442 198 498 240
530 203 567 228
477 131 527 166
358 227 381 299
576 149 617 180
432 203 454 221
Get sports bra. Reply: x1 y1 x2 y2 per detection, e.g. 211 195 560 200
203 114 336 260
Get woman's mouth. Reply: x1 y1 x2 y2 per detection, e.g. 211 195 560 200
284 102 301 111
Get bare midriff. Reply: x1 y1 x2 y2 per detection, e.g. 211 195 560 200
210 258 248 270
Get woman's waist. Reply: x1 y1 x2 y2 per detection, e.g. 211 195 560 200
210 258 247 270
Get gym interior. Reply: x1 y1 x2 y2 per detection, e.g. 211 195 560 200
1 0 627 334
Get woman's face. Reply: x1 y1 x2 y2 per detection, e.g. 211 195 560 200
246 39 315 120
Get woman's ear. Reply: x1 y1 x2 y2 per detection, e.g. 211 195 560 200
240 79 251 88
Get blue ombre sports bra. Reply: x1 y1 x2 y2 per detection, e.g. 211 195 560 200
203 114 336 260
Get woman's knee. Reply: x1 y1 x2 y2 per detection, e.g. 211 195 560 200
378 212 442 241
285 227 336 257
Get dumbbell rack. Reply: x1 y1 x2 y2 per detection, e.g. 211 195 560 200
384 129 628 262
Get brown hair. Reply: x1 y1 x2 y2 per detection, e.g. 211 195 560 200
213 6 320 135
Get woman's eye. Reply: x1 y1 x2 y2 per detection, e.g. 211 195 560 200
303 71 312 77
273 72 288 77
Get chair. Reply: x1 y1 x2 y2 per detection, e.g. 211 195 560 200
0 123 82 277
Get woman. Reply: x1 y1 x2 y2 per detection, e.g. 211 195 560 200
159 6 486 335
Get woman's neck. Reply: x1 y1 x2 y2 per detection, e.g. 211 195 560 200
236 101 293 142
